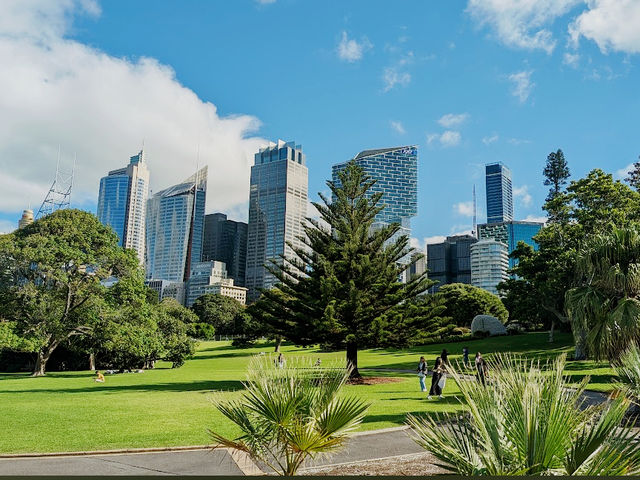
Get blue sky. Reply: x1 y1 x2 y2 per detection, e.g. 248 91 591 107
1 0 639 246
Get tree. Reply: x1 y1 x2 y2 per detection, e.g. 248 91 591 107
191 293 245 335
155 299 197 368
0 209 133 376
565 227 640 361
543 149 571 224
251 161 434 377
408 354 640 475
616 344 640 405
209 356 369 476
438 283 508 326
625 156 640 190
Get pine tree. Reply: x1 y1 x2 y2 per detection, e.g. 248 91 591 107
543 149 571 224
625 156 640 191
250 161 435 377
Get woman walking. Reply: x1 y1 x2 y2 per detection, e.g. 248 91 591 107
417 356 428 392
475 352 488 386
428 357 445 399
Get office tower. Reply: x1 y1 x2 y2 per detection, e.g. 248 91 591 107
18 209 34 229
470 239 509 296
477 220 544 268
403 252 427 283
97 150 150 263
332 146 418 237
202 213 248 287
145 166 207 283
485 162 513 224
145 280 186 305
427 234 478 291
186 260 248 307
245 140 308 302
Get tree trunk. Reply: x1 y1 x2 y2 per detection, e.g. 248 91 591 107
274 336 282 353
574 327 588 360
89 353 96 371
346 342 360 378
32 342 57 377
548 319 555 343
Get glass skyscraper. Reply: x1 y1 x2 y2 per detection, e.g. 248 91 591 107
332 146 418 237
427 234 478 291
202 213 248 287
145 166 207 283
245 140 308 302
97 150 149 264
485 162 513 224
470 239 510 296
477 220 543 268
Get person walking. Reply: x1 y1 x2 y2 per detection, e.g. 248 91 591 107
462 346 470 369
277 353 285 369
475 352 488 386
428 357 445 399
417 356 428 392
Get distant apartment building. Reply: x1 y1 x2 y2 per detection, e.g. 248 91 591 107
245 140 308 302
202 213 247 287
97 150 150 263
186 260 247 307
485 162 513 224
477 220 543 268
427 234 478 291
470 239 509 296
145 167 207 283
146 279 186 305
18 209 34 229
332 146 418 238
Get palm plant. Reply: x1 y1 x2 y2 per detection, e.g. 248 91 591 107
407 354 640 475
616 344 640 405
209 356 369 476
565 227 640 360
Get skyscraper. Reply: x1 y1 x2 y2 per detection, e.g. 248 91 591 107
485 162 513 224
245 140 308 302
145 166 207 283
202 213 248 287
332 146 418 237
477 220 543 268
470 239 509 296
97 150 149 263
427 234 478 291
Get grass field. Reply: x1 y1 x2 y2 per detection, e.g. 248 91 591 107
0 332 616 454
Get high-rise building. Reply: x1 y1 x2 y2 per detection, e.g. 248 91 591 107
427 234 478 291
485 162 513 224
202 213 248 287
186 260 247 307
18 209 34 229
97 150 149 263
332 146 418 237
470 239 509 296
145 166 207 283
477 220 544 268
245 140 308 302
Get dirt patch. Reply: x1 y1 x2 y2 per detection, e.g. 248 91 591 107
305 452 449 476
347 376 404 385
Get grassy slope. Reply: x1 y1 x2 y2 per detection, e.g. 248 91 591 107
0 332 615 454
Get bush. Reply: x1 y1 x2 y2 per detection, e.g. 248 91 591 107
438 283 509 326
188 322 215 340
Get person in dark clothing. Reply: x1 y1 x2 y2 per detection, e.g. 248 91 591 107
428 357 444 399
475 352 488 386
441 349 449 366
417 356 428 392
462 347 470 368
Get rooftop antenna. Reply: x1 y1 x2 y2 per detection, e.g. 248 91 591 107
472 184 477 238
36 146 74 219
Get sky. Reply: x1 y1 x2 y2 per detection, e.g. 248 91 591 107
1 0 639 249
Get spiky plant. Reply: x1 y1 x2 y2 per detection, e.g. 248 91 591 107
407 354 640 476
616 344 640 405
209 356 369 476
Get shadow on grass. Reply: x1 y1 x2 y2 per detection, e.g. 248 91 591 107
3 379 244 395
361 413 408 425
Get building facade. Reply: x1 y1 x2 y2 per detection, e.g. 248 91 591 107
470 239 509 296
18 209 34 229
427 234 478 291
332 146 418 237
245 140 308 302
202 213 248 287
485 162 513 224
145 167 207 283
186 260 247 306
477 220 544 268
97 150 150 264
145 279 186 305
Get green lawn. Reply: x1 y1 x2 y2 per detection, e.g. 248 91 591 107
0 332 616 454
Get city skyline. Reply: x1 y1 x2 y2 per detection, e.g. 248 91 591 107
1 1 639 247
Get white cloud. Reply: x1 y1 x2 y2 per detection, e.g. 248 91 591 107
256 0 276 4
508 70 535 103
410 237 426 252
508 137 532 145
482 134 499 145
337 31 372 63
0 218 18 234
513 185 533 207
425 235 448 245
390 120 406 135
438 113 470 128
563 52 580 68
466 0 582 54
427 131 462 148
382 67 411 92
569 0 640 54
454 201 475 217
523 214 547 224
0 1 266 218
616 163 635 180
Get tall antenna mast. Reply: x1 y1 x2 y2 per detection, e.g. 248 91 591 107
472 184 477 237
36 147 74 219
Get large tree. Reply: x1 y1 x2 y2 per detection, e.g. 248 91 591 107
0 209 133 376
251 161 434 377
191 293 245 335
438 283 508 326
